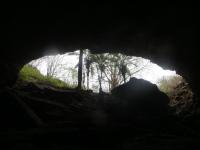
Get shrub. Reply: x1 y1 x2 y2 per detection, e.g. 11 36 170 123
157 75 193 116
18 65 75 89
157 75 182 96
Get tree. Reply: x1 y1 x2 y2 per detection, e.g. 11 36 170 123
90 53 107 92
46 55 64 78
28 49 151 93
77 49 83 89
84 50 93 89
118 54 133 83
59 67 78 85
94 53 131 91
29 57 45 68
120 64 129 83
103 53 122 90
89 53 150 92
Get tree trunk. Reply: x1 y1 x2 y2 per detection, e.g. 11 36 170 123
98 74 102 93
99 70 103 92
78 49 83 89
87 70 89 89
99 77 102 93
123 73 126 83
82 72 85 89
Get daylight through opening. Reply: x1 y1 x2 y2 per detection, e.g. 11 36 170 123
17 49 193 116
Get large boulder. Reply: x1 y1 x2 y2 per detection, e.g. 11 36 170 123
111 77 170 118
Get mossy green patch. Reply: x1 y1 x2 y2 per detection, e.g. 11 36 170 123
18 65 76 89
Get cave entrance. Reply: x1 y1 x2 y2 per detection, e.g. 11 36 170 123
16 49 193 116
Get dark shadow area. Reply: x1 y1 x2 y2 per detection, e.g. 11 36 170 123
0 77 199 149
0 4 199 150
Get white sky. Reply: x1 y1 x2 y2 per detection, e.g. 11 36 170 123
29 50 176 92
133 63 176 84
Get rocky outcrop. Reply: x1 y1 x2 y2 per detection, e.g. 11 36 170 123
169 79 194 117
111 78 170 118
0 82 99 129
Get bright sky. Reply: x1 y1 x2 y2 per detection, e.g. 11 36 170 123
29 50 176 92
133 63 176 84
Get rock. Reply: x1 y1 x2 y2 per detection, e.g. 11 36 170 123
169 79 194 116
111 77 170 117
0 88 39 129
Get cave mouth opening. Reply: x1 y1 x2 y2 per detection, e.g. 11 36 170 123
16 49 193 116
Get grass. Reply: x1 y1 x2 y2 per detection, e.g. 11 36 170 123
18 65 76 89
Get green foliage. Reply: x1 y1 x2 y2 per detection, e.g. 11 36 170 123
18 65 74 89
157 75 194 116
19 65 45 82
89 52 139 91
157 75 182 96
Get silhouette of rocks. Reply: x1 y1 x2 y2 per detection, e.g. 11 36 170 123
111 77 170 122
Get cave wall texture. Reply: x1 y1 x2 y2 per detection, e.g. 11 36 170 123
1 5 199 102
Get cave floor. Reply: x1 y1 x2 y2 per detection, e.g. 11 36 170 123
1 126 200 150
1 82 200 150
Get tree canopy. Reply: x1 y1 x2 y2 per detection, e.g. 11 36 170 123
24 49 176 93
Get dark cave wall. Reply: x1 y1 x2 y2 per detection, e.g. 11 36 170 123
1 6 199 100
